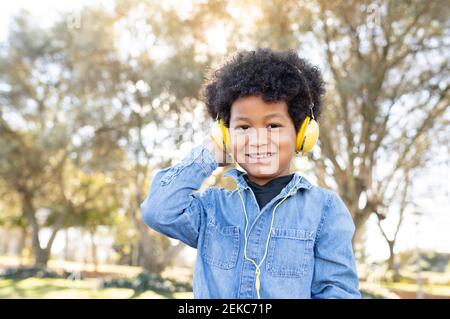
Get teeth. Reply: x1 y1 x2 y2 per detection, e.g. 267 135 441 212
247 153 273 159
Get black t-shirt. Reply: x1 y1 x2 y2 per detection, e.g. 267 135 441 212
244 173 295 210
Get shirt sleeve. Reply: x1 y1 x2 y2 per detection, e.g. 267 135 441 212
140 145 218 249
311 191 361 299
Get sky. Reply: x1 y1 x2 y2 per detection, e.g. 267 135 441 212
0 1 449 263
0 1 91 41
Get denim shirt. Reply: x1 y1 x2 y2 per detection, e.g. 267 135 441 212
140 145 361 299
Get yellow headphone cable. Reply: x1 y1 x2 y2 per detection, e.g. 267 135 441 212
237 175 303 299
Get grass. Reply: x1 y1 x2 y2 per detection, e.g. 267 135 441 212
0 255 143 279
3 277 449 299
380 281 450 298
358 281 400 299
0 277 194 299
0 255 194 299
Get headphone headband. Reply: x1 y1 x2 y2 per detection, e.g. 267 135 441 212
289 63 316 120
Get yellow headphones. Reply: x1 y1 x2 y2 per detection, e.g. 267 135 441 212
211 111 319 155
211 90 319 156
212 111 319 155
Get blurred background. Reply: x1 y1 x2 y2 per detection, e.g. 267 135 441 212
0 0 449 299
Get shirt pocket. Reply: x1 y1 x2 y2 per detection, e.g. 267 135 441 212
202 220 240 270
266 228 315 278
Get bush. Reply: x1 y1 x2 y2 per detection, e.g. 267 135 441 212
0 266 78 280
100 272 192 294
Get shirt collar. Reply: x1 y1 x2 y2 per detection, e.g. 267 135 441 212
223 168 312 195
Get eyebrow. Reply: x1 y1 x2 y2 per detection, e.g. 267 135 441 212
232 113 285 122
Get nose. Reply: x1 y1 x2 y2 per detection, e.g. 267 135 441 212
248 127 269 150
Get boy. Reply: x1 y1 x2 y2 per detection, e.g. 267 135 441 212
140 48 361 298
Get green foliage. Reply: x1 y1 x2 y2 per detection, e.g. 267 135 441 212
100 271 192 294
0 266 76 280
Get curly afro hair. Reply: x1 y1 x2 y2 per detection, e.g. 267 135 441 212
200 48 325 132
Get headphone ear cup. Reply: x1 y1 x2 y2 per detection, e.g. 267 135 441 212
219 119 231 152
211 120 225 150
302 118 319 153
296 116 319 153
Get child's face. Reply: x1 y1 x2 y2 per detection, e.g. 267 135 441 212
229 95 297 185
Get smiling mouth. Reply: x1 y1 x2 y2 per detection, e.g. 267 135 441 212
245 152 276 160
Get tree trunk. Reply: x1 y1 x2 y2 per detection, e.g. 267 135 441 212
89 230 98 272
352 212 372 248
21 194 48 268
138 228 164 273
35 248 50 269
21 192 66 268
387 241 395 271
64 229 70 261
129 198 184 274
17 227 25 265
158 242 185 270
387 241 401 282
132 242 139 266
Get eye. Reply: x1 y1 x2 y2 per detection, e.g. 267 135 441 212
236 125 250 130
267 123 281 129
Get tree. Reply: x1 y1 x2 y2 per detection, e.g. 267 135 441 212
214 0 449 248
0 10 124 267
102 0 238 272
312 0 449 243
376 169 411 279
